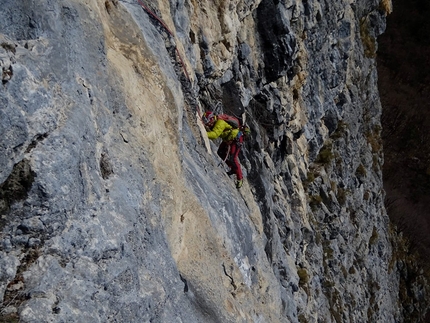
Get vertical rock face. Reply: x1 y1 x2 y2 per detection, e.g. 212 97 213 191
0 0 418 322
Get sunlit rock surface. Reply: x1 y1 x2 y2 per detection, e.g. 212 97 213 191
0 0 417 322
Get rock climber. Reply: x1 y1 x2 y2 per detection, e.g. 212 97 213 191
203 111 244 189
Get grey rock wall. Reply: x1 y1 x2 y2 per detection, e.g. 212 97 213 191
0 0 409 322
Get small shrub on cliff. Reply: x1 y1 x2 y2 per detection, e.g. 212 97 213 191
369 227 379 245
366 126 382 153
297 268 309 287
388 223 430 322
330 120 348 140
0 314 20 323
363 190 371 200
322 279 335 289
360 17 377 58
323 241 334 259
380 0 393 15
356 164 367 178
316 142 334 164
303 169 319 190
1 42 16 54
298 314 308 323
337 187 348 205
309 195 323 211
1 248 40 322
306 172 315 183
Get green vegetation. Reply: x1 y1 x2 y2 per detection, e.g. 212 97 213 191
309 195 323 211
331 307 343 323
355 164 367 178
336 187 348 206
341 265 348 279
297 268 309 287
330 120 348 140
379 0 393 15
322 278 335 289
365 128 382 154
298 314 308 323
0 314 20 323
364 126 383 173
323 241 334 259
303 169 318 192
323 284 343 323
360 17 377 58
363 190 371 200
1 248 40 321
366 280 381 322
369 226 379 246
388 224 430 322
306 172 316 185
0 159 36 230
1 42 16 54
316 141 334 164
303 166 323 192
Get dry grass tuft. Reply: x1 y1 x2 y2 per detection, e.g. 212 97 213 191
380 0 393 15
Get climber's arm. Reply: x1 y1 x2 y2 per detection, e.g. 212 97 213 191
207 120 228 140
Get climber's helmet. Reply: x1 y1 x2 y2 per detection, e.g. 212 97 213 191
203 111 216 126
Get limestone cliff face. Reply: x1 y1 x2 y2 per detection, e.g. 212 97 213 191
0 0 407 322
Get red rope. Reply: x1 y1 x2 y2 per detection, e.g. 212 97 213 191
136 0 190 82
218 143 230 167
175 47 190 81
136 0 174 36
135 0 204 124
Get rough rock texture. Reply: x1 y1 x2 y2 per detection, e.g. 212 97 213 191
0 0 422 322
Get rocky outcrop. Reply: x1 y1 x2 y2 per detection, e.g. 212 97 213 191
1 0 425 322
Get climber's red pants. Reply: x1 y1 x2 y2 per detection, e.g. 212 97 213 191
217 137 243 180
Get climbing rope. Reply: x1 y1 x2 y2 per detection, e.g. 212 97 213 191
136 0 190 82
135 0 207 125
218 144 231 167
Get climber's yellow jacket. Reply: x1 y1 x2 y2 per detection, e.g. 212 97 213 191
207 119 240 142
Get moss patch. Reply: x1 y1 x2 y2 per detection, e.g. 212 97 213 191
2 248 41 320
297 268 309 287
316 141 334 164
309 195 323 211
369 226 379 245
360 17 377 58
0 159 36 227
0 42 16 54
